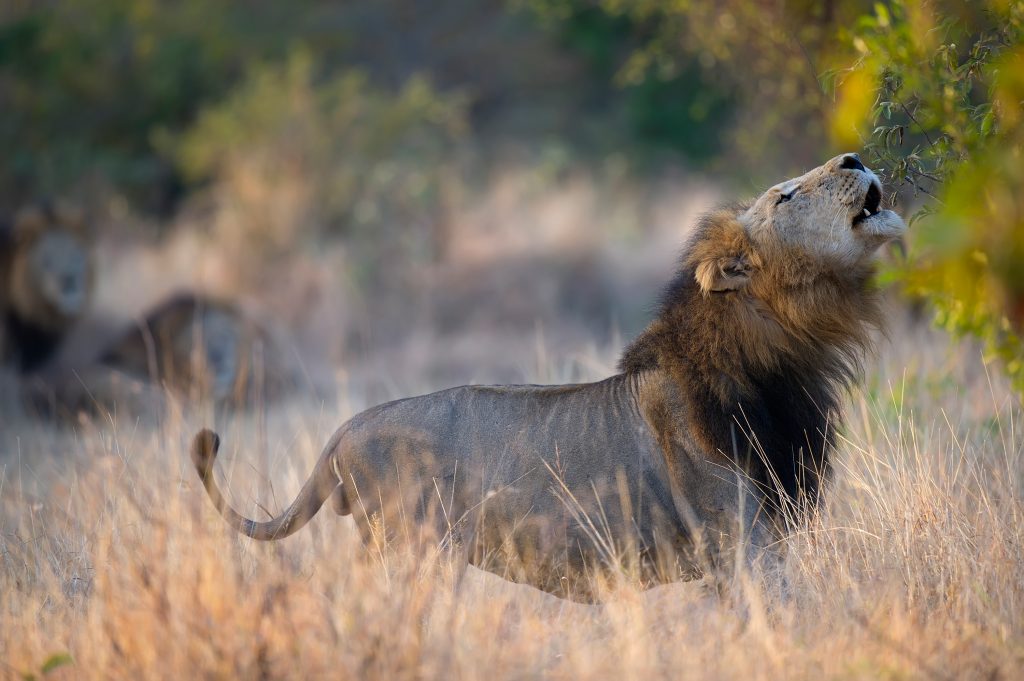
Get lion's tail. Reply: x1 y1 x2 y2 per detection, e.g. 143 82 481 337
190 429 339 540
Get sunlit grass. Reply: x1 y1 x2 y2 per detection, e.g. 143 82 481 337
2 321 1023 680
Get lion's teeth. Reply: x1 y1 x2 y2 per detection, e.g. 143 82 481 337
863 209 870 217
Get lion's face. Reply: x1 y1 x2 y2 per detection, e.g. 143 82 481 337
742 153 905 265
100 293 278 406
172 307 243 401
21 232 91 317
7 204 94 330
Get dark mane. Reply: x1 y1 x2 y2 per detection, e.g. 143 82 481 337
1 200 91 373
619 207 882 517
5 310 64 373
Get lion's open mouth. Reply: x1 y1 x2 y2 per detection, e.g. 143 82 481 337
852 182 882 228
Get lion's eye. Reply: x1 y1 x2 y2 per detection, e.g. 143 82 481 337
776 189 797 205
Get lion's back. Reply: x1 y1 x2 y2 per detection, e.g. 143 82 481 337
334 377 672 529
341 378 647 472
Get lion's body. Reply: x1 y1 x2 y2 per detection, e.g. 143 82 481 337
329 374 734 595
191 154 907 601
0 202 94 373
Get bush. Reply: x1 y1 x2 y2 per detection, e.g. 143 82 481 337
842 1 1024 389
524 0 875 176
168 50 467 282
540 4 735 163
0 0 307 211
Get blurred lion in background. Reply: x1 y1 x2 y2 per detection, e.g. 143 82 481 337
99 292 291 406
0 201 94 373
26 292 295 422
0 201 298 422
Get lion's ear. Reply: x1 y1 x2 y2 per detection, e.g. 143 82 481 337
12 205 47 240
695 253 754 294
687 207 759 295
53 203 88 236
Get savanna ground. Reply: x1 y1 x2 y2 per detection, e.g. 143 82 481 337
2 172 1023 680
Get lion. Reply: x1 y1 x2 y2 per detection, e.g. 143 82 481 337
98 292 288 407
0 201 94 373
190 154 906 601
23 292 294 421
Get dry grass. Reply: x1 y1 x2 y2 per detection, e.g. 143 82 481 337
3 170 1023 679
2 320 1024 680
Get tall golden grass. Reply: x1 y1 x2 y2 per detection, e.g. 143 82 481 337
2 313 1022 680
0 165 1018 678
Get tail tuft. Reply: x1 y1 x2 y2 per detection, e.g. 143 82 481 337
191 428 220 476
188 426 336 540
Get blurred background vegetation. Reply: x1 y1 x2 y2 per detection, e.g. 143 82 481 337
2 0 1023 388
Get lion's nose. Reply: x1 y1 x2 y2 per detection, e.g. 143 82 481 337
61 273 79 294
839 154 866 172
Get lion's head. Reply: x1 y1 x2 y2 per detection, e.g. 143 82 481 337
749 152 904 258
627 152 907 400
99 293 287 405
618 154 907 518
166 302 245 401
691 153 905 296
4 202 94 332
1 202 94 372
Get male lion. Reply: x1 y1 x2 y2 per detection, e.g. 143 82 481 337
191 154 905 600
0 202 94 373
24 292 293 421
99 292 285 406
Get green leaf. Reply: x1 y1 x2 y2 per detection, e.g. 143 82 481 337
40 653 73 675
874 3 891 28
980 110 995 136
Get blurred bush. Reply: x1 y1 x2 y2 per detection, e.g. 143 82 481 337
843 1 1024 390
536 4 735 163
522 0 877 177
0 0 312 212
168 49 466 283
0 0 743 217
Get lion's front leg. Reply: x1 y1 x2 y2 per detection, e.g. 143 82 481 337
695 471 788 607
